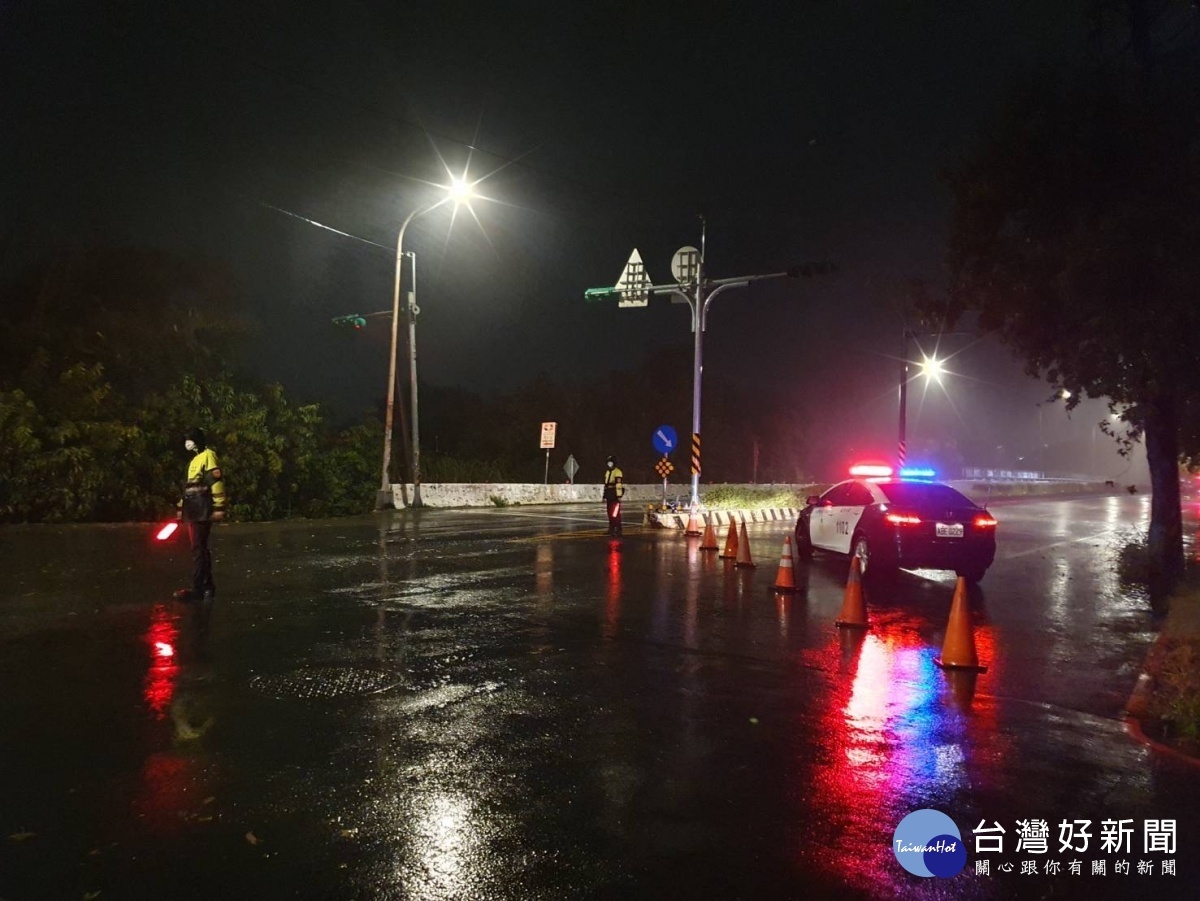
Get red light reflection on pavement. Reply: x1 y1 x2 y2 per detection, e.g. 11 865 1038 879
796 623 1007 894
604 541 622 640
143 604 180 720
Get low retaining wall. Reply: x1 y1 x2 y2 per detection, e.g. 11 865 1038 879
390 482 669 508
390 480 1119 510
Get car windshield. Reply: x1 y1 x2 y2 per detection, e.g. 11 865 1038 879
878 481 976 509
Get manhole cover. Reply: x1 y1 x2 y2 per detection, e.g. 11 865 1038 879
249 666 401 700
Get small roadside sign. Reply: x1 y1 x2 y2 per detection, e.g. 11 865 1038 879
540 422 557 449
563 454 579 482
652 425 677 455
655 456 674 480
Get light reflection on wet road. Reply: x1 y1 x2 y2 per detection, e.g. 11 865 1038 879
0 494 1198 899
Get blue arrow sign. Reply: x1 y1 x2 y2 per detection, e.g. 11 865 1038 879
653 425 678 455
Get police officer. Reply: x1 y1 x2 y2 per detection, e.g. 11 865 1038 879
174 428 227 601
603 455 625 536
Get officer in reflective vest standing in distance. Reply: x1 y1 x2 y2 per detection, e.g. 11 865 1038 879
603 455 625 537
174 427 227 602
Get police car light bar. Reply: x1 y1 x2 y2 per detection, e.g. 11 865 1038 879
849 464 893 478
898 467 937 480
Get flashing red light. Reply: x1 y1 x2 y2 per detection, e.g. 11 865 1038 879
885 512 922 525
850 463 893 478
974 514 998 528
156 522 179 541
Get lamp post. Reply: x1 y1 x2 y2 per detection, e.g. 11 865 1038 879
897 328 944 471
377 177 474 510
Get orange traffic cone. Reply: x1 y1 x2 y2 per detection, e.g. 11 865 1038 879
935 577 987 671
684 509 702 536
735 519 755 568
719 520 739 559
699 515 720 551
772 536 798 592
835 556 869 628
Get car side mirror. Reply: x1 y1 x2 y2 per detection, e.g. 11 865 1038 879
806 495 821 507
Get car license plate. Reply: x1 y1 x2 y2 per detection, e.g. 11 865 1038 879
936 522 964 538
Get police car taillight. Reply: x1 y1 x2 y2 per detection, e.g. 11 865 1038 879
973 514 998 528
885 512 922 525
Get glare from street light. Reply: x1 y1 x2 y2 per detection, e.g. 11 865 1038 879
920 355 945 382
448 175 473 203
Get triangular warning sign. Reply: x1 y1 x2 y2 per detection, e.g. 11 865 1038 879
615 248 651 308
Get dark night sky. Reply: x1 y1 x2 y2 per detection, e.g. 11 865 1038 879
0 0 1149 480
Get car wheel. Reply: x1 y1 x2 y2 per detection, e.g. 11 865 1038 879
851 533 871 574
853 532 896 581
794 521 813 560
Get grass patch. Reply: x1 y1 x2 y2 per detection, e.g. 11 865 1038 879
1145 636 1200 753
699 485 821 510
488 495 511 507
1137 578 1200 756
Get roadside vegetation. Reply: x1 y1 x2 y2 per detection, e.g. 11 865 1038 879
1139 575 1200 756
699 485 820 510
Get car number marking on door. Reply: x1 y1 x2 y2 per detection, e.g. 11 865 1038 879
936 522 964 538
836 520 850 535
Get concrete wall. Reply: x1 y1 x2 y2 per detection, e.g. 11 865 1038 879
391 482 671 508
392 482 798 508
391 480 1118 509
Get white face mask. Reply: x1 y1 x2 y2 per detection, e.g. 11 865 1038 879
185 439 196 452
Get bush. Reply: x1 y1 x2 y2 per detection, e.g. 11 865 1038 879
700 485 819 510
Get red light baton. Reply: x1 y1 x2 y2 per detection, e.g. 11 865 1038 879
156 522 179 541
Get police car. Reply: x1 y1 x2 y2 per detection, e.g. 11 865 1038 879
794 465 997 582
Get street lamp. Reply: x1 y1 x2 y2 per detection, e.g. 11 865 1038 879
898 333 944 468
377 178 476 510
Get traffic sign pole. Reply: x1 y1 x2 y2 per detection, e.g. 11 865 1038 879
585 225 834 510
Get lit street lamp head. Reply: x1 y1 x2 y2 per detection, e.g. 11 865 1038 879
920 355 946 383
448 175 474 204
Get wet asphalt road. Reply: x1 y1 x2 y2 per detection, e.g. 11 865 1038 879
1 494 1199 900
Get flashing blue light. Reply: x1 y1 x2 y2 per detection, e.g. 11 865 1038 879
899 467 937 480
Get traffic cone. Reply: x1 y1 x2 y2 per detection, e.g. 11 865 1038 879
735 519 755 568
719 520 739 559
699 515 720 551
684 509 702 536
772 536 798 592
835 556 869 628
935 577 988 671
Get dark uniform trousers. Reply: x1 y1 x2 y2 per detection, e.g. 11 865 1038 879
188 521 215 594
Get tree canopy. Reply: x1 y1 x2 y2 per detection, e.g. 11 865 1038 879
937 0 1200 581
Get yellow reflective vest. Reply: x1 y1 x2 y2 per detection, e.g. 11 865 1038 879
603 466 625 499
179 447 227 517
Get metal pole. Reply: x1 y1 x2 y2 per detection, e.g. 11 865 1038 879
380 201 444 510
408 252 424 508
544 449 549 484
689 218 707 510
379 211 421 508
